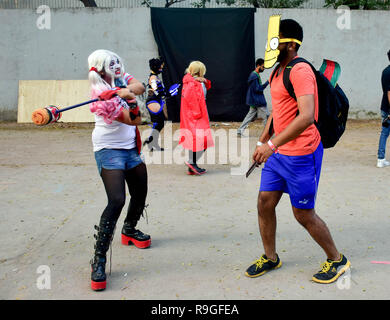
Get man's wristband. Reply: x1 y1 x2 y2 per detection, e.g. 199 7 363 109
256 141 263 147
267 140 278 153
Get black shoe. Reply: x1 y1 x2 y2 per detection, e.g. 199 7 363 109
187 167 197 175
121 225 151 249
312 254 351 284
149 145 164 151
151 147 164 151
245 254 282 278
193 164 206 173
185 161 206 175
144 141 164 152
143 136 164 151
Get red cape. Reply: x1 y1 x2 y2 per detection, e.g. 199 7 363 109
179 74 214 152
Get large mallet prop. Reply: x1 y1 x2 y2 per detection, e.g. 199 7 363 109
31 99 98 126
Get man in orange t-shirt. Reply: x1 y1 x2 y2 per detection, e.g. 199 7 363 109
245 19 350 284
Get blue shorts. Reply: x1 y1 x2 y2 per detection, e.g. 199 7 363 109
94 148 143 175
260 142 323 209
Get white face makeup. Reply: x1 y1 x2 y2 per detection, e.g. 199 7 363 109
106 56 123 79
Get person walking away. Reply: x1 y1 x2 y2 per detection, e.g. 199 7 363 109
237 58 270 137
377 49 390 168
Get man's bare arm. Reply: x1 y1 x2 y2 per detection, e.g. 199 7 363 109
258 112 273 143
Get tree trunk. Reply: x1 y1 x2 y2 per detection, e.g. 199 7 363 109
165 0 186 7
80 0 97 7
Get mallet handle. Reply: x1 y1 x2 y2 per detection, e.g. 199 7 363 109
54 99 99 114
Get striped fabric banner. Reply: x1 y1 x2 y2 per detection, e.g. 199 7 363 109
319 59 341 87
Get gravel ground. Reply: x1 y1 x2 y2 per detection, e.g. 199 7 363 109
0 119 389 301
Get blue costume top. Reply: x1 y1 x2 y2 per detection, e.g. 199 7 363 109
146 73 166 106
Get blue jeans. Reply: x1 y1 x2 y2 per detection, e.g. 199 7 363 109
237 105 269 134
378 110 390 160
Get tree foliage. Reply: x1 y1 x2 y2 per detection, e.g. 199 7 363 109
142 0 187 7
192 0 308 8
80 0 388 9
324 0 390 9
165 0 187 6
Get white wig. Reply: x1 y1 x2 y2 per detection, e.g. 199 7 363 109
88 49 125 93
88 49 126 124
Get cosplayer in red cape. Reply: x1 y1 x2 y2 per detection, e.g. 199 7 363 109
88 49 151 291
179 61 214 175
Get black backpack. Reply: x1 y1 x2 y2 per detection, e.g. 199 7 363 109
269 57 349 149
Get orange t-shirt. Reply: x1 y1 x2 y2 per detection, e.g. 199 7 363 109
269 59 321 156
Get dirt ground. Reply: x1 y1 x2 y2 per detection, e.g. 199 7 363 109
0 119 389 301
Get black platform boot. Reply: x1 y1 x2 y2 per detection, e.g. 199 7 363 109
90 218 116 291
121 217 151 249
143 136 153 147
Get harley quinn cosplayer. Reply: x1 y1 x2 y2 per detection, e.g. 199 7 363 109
88 49 151 291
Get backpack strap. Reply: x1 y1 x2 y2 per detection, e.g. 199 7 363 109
267 57 316 136
283 57 317 101
269 63 281 87
267 64 280 136
283 57 321 129
282 57 309 101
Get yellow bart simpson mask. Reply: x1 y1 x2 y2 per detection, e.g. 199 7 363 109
264 15 302 69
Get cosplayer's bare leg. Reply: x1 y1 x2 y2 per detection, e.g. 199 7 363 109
144 102 165 151
147 102 161 113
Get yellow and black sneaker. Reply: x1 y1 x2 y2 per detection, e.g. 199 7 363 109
312 254 351 284
245 254 282 278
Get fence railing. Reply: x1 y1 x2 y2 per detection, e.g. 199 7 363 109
0 0 327 9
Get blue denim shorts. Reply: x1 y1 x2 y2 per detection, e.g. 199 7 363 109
94 148 143 174
260 142 323 209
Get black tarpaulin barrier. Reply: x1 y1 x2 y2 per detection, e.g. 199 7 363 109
150 8 256 122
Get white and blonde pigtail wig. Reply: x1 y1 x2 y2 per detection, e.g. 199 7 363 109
87 49 122 124
88 49 113 94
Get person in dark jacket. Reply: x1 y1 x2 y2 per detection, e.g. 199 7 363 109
237 58 270 137
377 49 390 168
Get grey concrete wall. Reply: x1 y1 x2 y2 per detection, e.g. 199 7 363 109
0 7 158 120
256 8 390 119
1 7 389 120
